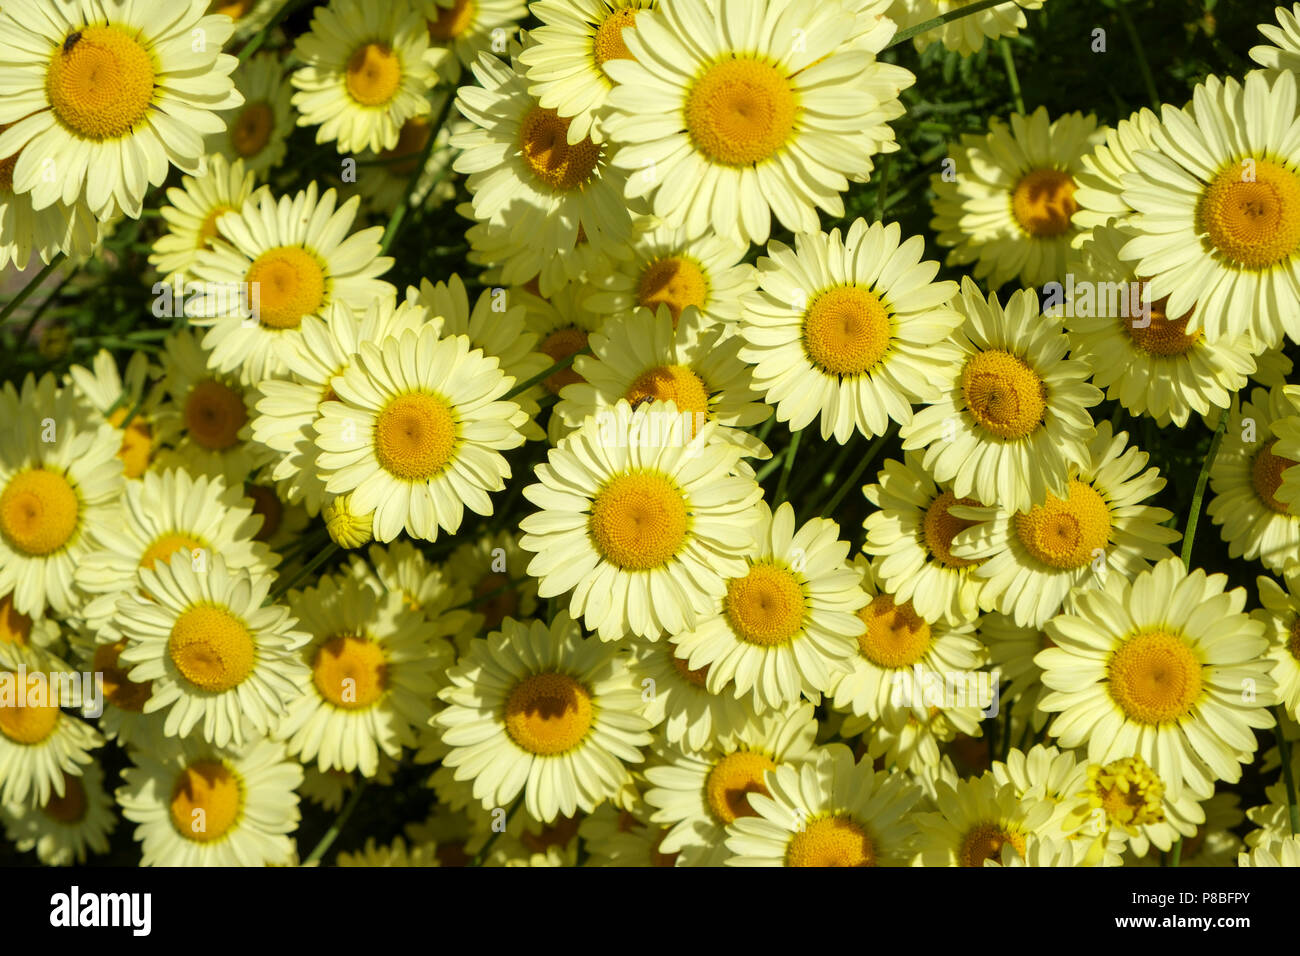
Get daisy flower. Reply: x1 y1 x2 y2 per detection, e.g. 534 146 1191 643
630 635 753 753
579 802 680 867
250 297 428 514
0 763 115 866
930 106 1103 289
117 736 302 867
1062 224 1257 428
277 572 448 777
828 557 986 724
913 772 1053 866
1253 569 1300 723
0 0 242 219
314 324 529 542
900 277 1102 514
951 422 1179 629
0 139 98 270
1120 71 1300 345
452 52 633 264
208 52 295 179
76 467 273 637
422 0 527 84
80 637 164 752
518 0 657 145
188 182 395 385
1037 557 1276 800
114 553 309 748
0 667 103 806
435 613 654 822
738 218 964 443
149 154 266 283
556 304 770 452
518 282 606 398
672 502 866 712
0 373 124 617
644 702 818 867
1208 385 1300 573
726 742 922 866
1071 108 1160 236
891 0 1046 56
604 0 912 246
863 452 992 626
152 329 270 484
1269 384 1300 514
290 0 441 154
65 349 159 479
518 400 764 641
584 218 756 329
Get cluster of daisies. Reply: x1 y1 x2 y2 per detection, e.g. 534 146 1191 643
2 0 1300 868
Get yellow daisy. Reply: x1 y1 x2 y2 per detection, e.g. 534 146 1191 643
0 373 124 617
930 106 1103 289
1208 384 1300 573
725 742 922 866
114 553 309 747
188 182 396 385
290 0 441 154
900 277 1102 514
421 0 527 84
672 501 866 712
1037 557 1276 800
149 154 266 283
913 772 1053 866
1253 569 1300 724
738 218 964 443
1120 71 1300 345
435 613 654 822
605 0 912 245
313 323 530 542
65 349 159 480
951 421 1179 628
1252 3 1300 73
0 667 103 806
0 762 115 866
0 0 242 218
518 399 764 641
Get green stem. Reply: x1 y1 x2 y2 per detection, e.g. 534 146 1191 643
380 93 455 256
271 541 339 601
304 780 368 866
504 347 590 400
999 39 1026 114
1169 839 1182 867
1179 408 1227 568
819 427 893 519
2 254 66 333
1116 0 1161 111
887 0 1018 49
774 429 801 504
1275 707 1300 836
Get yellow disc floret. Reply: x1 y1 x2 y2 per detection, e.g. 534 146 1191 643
1012 479 1112 570
685 57 797 167
373 392 458 481
504 672 593 755
960 349 1047 440
803 285 891 377
588 471 689 570
723 561 806 647
1198 159 1300 269
169 761 242 843
312 634 388 709
1107 630 1203 725
47 25 156 142
0 469 79 557
1011 168 1078 238
168 603 257 693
